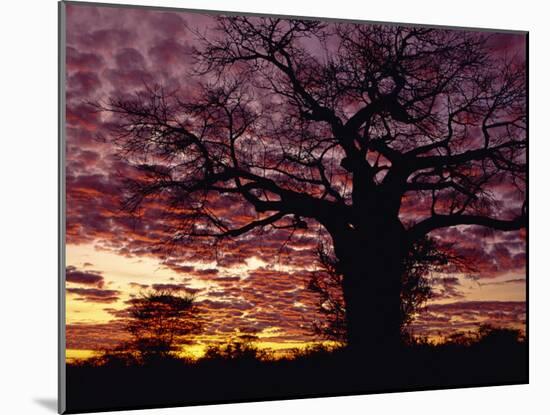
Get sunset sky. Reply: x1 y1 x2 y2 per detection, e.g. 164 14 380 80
64 3 526 361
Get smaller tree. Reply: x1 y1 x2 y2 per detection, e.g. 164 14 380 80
400 237 453 330
307 246 347 344
125 289 202 361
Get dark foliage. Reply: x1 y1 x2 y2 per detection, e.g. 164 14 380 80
203 335 271 363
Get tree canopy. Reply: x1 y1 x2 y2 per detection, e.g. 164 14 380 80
99 17 526 351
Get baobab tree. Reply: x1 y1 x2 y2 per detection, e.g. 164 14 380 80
100 18 526 355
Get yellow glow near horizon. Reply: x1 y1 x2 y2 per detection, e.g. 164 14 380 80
66 349 97 362
66 339 339 364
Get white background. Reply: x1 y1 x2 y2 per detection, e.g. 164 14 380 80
0 0 547 414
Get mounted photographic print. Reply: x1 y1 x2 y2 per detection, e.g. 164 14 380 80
58 1 528 413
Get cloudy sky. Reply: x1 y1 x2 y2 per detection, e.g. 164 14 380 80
64 3 526 361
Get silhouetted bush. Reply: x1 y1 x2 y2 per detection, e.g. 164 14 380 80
202 335 272 363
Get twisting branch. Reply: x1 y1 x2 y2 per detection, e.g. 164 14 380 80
409 213 526 241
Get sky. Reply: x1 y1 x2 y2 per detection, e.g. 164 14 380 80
64 3 527 361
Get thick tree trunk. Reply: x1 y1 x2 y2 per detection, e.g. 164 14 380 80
332 219 407 355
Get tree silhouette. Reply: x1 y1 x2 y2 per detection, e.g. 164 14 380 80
100 18 526 354
124 289 202 361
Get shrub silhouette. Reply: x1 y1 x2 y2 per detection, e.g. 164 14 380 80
203 334 271 362
475 324 524 347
